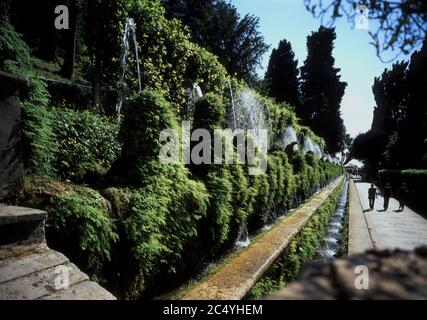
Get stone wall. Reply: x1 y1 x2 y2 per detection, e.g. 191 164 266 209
264 247 427 300
0 71 26 200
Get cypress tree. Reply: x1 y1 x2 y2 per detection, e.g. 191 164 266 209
265 39 300 108
300 26 347 154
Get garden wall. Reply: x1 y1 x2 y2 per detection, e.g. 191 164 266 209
0 71 26 199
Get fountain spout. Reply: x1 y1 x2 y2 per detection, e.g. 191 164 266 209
226 80 237 131
116 18 142 114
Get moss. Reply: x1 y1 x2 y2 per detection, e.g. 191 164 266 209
229 162 251 235
102 187 133 219
46 187 118 280
247 173 270 232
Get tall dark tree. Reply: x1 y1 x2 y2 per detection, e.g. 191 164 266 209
83 0 128 109
9 0 60 61
350 40 427 171
264 39 300 107
10 0 80 80
60 1 79 80
370 61 408 168
349 130 384 177
399 39 427 168
299 26 347 154
35 0 59 62
162 0 269 83
371 61 408 135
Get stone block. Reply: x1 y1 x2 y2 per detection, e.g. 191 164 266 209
0 71 26 200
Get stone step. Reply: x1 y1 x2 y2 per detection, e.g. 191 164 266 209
0 243 47 261
0 205 47 246
0 247 68 283
0 205 46 225
0 204 116 300
39 280 116 300
0 262 88 300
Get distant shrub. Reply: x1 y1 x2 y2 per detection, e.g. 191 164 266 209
377 169 402 186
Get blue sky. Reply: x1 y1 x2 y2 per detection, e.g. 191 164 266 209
230 0 413 138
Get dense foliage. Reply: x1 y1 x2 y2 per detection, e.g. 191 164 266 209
162 0 269 83
350 39 427 177
0 18 31 69
52 109 121 182
18 177 118 280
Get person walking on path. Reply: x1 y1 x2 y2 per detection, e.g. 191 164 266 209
368 184 377 210
382 183 392 211
397 183 408 211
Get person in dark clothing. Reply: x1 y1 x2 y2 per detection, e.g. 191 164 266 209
382 183 392 211
368 184 377 210
398 183 408 211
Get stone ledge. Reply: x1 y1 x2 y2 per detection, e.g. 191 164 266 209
0 205 47 226
0 205 47 246
0 71 27 100
0 243 116 300
348 180 374 254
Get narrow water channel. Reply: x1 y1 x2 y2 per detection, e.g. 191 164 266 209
315 179 349 261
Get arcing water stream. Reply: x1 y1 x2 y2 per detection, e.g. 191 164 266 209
116 18 142 114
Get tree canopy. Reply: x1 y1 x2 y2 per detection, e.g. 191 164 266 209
162 0 269 83
350 39 427 172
